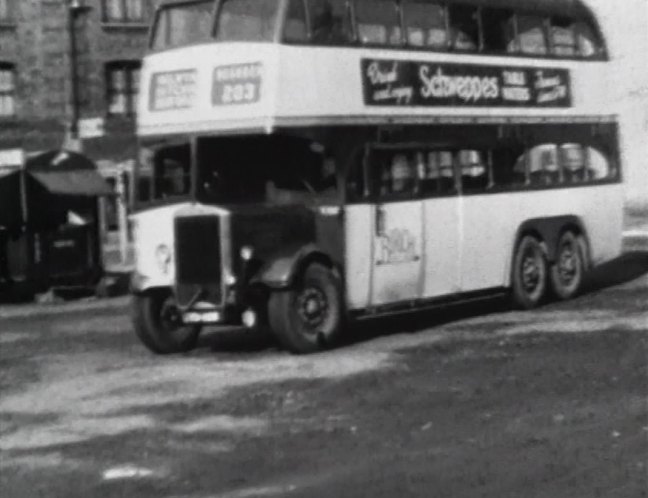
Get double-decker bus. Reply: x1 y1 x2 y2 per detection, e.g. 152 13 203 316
131 0 623 354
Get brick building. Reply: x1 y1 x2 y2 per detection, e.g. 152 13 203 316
0 0 156 165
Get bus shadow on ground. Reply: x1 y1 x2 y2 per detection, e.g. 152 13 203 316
197 251 648 355
584 250 648 292
345 250 648 349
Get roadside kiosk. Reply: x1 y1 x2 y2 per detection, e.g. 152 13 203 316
0 149 112 299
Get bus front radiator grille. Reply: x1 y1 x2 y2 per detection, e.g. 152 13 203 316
174 215 222 307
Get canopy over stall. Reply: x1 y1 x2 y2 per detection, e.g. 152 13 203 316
0 150 112 230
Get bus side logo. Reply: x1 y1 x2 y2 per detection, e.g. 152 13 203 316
212 63 263 106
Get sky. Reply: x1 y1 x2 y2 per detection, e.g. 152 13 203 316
585 0 648 205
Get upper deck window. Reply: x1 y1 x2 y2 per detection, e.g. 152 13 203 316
481 8 514 53
551 17 577 57
355 0 401 46
574 21 600 57
401 0 447 49
309 0 353 44
514 15 548 55
448 4 479 51
152 1 214 50
215 0 280 42
284 0 308 42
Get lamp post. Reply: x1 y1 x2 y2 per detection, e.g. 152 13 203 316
67 0 91 150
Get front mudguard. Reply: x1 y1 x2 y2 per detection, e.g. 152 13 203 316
249 244 335 290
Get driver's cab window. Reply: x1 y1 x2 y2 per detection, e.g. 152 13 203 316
142 141 192 200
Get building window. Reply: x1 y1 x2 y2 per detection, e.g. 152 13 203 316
106 61 140 115
102 0 145 23
0 0 11 22
0 64 16 117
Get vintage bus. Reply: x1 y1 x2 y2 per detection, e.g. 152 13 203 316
131 0 623 354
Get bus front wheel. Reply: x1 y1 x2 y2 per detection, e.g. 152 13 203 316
268 263 342 354
511 235 548 309
132 290 201 354
550 231 584 300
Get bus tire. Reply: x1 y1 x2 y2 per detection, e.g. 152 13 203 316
511 235 548 310
268 263 342 354
550 231 584 300
132 290 201 354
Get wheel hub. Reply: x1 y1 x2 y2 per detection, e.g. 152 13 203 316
160 299 182 331
522 253 541 293
297 287 328 328
558 245 577 284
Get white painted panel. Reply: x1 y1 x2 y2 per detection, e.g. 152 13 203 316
459 184 624 292
422 197 462 298
370 201 423 305
344 204 373 309
140 43 614 136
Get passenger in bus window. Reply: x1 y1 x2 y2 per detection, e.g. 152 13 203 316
449 4 479 51
438 151 455 191
559 144 586 183
526 144 560 185
355 0 400 46
284 0 308 41
161 158 188 197
481 8 515 53
401 1 447 49
587 147 611 180
551 17 577 56
420 151 440 194
458 150 488 191
491 147 526 187
574 22 599 57
390 153 414 194
512 153 530 185
310 0 351 44
512 15 548 54
317 155 338 194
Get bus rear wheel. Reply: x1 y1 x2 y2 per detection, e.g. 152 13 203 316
132 290 201 354
511 235 548 309
550 231 584 300
268 263 342 354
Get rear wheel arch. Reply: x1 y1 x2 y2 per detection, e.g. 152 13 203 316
513 216 589 264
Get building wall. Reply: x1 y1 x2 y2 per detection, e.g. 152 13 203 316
0 0 156 161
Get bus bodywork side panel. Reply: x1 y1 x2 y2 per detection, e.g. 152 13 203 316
460 184 623 292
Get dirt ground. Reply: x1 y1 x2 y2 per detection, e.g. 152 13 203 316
0 249 647 497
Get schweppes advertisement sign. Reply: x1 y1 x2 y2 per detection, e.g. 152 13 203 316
361 59 571 108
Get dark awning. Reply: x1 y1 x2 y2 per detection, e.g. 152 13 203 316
29 170 113 197
25 149 113 197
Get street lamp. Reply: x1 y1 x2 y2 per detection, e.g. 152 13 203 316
67 0 91 149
